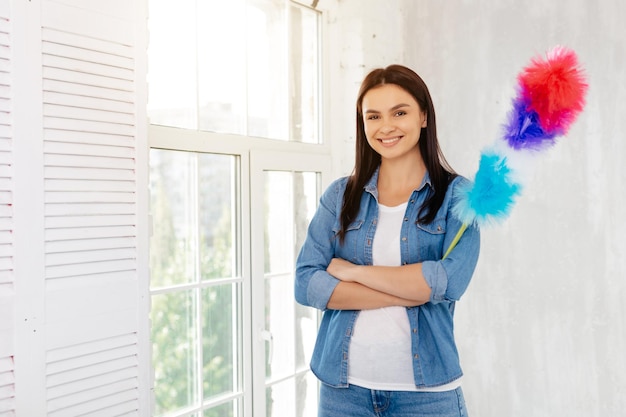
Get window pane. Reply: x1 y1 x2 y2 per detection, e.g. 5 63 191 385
203 399 242 417
266 373 317 417
148 0 197 129
202 283 240 399
150 149 200 287
198 153 236 280
247 0 288 139
265 274 295 379
148 0 321 142
263 170 319 382
264 171 293 274
151 290 199 416
197 0 247 134
290 5 320 144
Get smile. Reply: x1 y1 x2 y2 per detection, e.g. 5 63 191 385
379 136 402 144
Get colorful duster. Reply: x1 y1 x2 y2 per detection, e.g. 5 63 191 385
443 46 588 259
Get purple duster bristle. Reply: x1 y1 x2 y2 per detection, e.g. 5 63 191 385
503 95 557 151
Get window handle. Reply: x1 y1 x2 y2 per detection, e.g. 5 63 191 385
260 329 274 365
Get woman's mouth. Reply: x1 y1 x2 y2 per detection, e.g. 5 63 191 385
379 136 402 145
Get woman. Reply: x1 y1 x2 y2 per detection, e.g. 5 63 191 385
295 65 480 416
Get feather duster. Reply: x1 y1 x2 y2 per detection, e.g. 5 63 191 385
443 46 588 259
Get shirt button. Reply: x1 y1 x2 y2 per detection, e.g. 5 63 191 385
414 354 419 359
412 328 417 333
401 237 407 241
403 217 408 222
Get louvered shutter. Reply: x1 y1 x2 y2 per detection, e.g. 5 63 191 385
11 0 149 415
42 2 145 415
0 4 15 416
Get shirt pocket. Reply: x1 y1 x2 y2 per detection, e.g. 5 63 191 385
415 218 446 260
332 219 364 262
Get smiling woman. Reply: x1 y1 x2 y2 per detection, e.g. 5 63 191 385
295 64 481 417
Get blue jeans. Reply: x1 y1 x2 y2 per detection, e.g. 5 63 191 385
318 384 468 417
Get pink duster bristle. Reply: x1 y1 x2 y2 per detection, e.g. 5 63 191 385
518 46 588 134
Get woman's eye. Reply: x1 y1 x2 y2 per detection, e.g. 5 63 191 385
367 115 379 120
395 111 407 117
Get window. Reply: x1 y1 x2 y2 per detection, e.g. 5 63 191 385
147 1 329 416
148 0 321 143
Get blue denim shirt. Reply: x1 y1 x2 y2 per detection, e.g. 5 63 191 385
295 168 480 388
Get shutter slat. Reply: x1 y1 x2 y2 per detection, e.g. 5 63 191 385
44 117 134 136
46 214 135 229
45 203 135 216
46 355 136 386
46 237 135 254
44 104 134 126
46 247 135 266
46 259 136 279
45 191 135 204
47 389 138 417
43 79 134 103
0 139 13 152
43 92 134 115
43 67 132 91
47 346 137 375
44 129 133 147
45 225 136 241
42 42 133 71
45 167 134 181
45 153 134 169
45 179 135 192
47 333 137 363
48 379 137 411
47 368 136 399
46 310 138 351
42 28 132 59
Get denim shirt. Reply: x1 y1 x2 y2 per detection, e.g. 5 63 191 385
294 168 480 388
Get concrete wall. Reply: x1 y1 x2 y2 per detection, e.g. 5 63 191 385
324 0 626 415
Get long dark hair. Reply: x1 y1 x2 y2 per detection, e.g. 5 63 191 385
338 64 456 243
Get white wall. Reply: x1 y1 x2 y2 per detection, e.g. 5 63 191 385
324 0 626 415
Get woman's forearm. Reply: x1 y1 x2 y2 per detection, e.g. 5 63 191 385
328 258 432 303
326 281 425 310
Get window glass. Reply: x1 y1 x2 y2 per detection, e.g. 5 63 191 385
263 170 319 416
150 149 242 417
148 0 321 143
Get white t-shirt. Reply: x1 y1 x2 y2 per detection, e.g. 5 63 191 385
347 202 461 392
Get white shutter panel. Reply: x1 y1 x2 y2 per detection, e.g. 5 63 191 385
0 5 15 417
39 1 145 415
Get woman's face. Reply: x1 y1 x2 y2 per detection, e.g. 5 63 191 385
361 83 427 162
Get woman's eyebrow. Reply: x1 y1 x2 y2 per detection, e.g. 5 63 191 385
364 103 411 114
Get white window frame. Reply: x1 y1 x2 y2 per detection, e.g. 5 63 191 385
149 125 332 416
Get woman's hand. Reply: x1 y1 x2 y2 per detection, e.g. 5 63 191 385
327 258 359 282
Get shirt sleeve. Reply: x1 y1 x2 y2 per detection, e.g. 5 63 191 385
421 177 481 304
294 179 344 310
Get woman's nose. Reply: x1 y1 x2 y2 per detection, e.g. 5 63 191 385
379 121 395 134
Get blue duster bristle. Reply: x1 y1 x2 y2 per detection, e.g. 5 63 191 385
453 151 523 226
